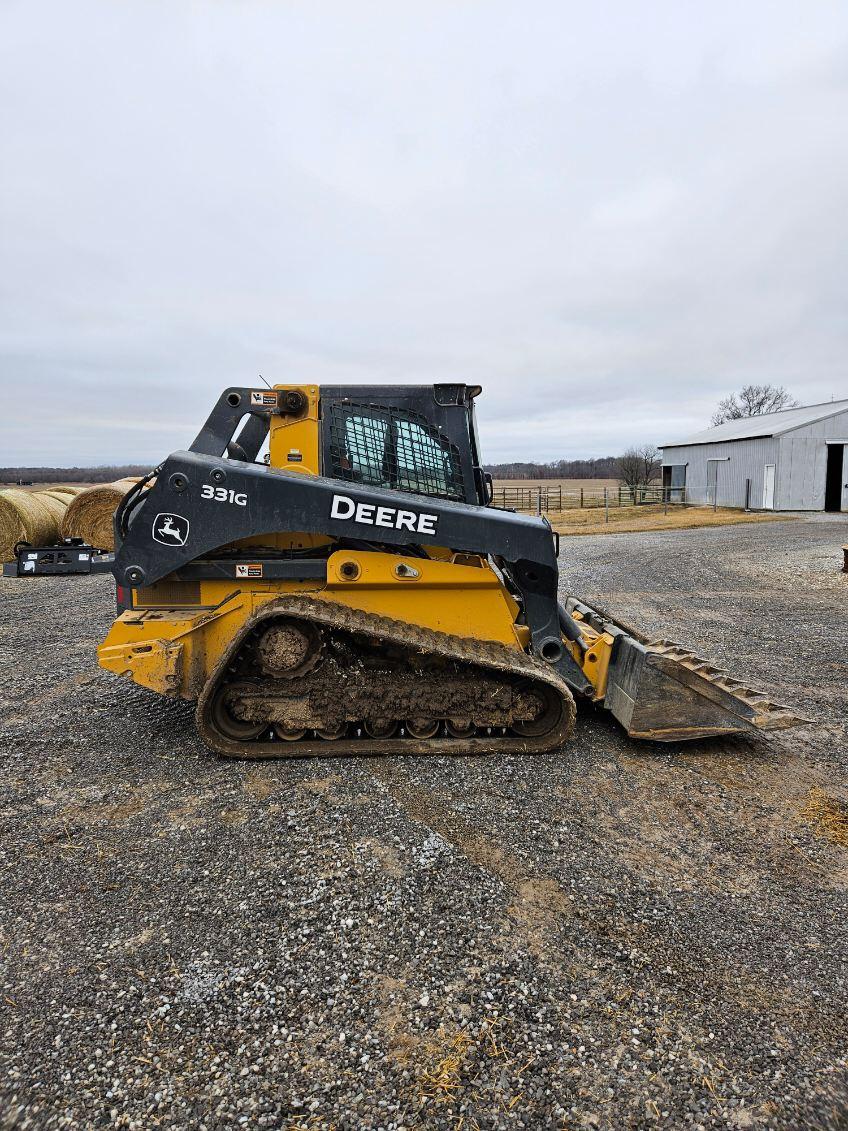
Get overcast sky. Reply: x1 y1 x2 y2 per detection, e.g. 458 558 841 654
1 1 847 466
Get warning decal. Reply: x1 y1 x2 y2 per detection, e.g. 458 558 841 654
236 563 264 578
250 391 278 407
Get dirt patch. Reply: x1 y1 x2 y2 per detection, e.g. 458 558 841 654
218 806 248 826
242 768 280 800
298 774 343 801
507 878 573 944
366 762 574 952
57 784 156 827
358 837 406 878
371 974 423 1068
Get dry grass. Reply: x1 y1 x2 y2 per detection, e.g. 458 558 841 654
799 787 848 848
417 1028 475 1103
414 1018 529 1119
547 504 793 537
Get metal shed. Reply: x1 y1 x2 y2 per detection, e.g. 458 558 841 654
660 399 848 511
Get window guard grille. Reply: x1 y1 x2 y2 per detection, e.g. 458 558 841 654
328 402 465 501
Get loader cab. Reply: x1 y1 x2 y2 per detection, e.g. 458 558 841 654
188 383 491 507
319 384 488 506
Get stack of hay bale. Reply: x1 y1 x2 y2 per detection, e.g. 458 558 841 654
0 478 141 561
0 486 85 562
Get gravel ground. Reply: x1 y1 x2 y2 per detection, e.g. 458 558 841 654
1 516 847 1130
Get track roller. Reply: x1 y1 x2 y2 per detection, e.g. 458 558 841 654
406 718 440 739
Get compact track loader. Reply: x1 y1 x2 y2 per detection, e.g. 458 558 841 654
93 384 797 757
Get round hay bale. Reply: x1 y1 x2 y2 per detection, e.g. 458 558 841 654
40 489 77 509
61 477 141 551
0 489 62 561
37 493 69 523
48 485 87 497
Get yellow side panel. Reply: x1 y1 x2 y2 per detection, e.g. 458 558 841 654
320 550 524 647
99 552 528 700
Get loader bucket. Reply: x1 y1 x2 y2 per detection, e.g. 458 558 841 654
565 598 801 742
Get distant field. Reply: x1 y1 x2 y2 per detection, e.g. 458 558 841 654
550 504 792 536
490 479 790 535
2 482 96 492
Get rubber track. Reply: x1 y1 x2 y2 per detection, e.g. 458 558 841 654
196 594 577 759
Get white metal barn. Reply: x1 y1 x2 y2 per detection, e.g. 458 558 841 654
660 399 848 512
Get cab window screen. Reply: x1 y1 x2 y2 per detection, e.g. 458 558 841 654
329 403 465 501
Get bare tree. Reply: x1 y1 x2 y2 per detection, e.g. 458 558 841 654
616 445 660 489
711 384 799 427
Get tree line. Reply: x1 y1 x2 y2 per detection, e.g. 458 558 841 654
483 456 620 480
0 466 151 485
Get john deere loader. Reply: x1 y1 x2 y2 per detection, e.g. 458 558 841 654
86 384 795 757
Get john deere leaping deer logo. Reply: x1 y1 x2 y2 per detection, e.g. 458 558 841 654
152 513 190 547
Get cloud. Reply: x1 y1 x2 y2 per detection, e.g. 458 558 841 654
0 0 846 465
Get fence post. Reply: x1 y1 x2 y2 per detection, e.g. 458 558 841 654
664 486 668 515
537 486 542 516
745 478 751 511
604 487 609 523
580 488 583 509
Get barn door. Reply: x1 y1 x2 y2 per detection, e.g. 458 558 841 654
762 464 776 510
825 444 844 512
707 461 718 506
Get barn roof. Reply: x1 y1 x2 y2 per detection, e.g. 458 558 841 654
662 398 848 448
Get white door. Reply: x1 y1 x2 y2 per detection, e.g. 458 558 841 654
707 461 718 506
762 464 775 510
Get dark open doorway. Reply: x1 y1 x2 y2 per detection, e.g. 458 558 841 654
825 444 844 512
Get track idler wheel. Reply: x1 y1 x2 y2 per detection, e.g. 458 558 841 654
511 684 566 738
276 727 307 742
210 685 266 742
317 724 347 741
445 718 475 739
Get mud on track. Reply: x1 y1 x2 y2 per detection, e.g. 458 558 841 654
0 515 847 1129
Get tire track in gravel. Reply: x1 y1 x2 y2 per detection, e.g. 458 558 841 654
364 756 575 953
364 754 845 1048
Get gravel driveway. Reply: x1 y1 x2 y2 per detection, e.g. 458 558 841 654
1 516 846 1130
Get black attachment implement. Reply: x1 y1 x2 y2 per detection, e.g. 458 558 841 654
2 540 115 577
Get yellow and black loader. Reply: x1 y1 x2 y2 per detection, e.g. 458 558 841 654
9 384 799 756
